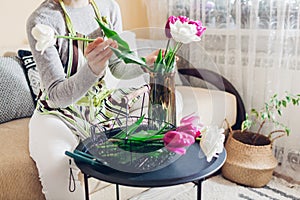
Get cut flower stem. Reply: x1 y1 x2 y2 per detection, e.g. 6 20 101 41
56 35 95 42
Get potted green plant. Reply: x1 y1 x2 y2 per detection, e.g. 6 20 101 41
222 92 300 187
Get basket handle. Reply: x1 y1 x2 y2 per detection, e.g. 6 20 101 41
224 118 234 140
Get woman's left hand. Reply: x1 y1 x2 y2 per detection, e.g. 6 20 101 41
144 49 179 70
145 49 162 66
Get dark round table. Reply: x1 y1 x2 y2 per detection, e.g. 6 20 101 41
73 142 226 200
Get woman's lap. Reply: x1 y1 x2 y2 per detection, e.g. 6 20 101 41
29 111 84 200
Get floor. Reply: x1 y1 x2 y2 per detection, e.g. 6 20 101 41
89 175 300 200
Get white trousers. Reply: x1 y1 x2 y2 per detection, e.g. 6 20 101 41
29 111 85 200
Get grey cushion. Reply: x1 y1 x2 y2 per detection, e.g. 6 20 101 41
0 56 35 123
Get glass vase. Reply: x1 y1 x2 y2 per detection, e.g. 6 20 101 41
148 72 176 128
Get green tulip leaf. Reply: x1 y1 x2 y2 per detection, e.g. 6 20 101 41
112 115 145 139
95 17 130 52
109 46 150 68
153 49 164 73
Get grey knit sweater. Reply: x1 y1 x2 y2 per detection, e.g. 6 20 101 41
26 0 144 108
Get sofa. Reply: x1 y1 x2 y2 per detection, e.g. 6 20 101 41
0 37 244 199
0 54 45 199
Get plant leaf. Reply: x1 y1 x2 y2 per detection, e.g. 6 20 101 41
127 124 171 141
110 46 148 67
282 100 287 107
241 119 252 132
164 48 175 72
153 49 164 73
261 112 268 120
112 115 145 139
250 109 259 117
286 128 291 136
95 17 130 52
292 98 297 105
277 109 282 116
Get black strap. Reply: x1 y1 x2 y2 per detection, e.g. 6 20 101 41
68 159 76 192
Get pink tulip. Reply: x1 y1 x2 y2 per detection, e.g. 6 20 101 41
163 131 195 148
178 16 189 23
188 20 207 37
163 114 203 155
176 124 201 138
165 16 178 38
180 114 200 125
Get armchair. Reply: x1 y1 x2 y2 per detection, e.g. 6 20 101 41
177 68 245 130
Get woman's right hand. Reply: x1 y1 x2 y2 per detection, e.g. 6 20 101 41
84 37 117 77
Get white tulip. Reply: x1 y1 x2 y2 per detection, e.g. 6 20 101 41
31 24 57 54
169 20 201 44
200 126 225 162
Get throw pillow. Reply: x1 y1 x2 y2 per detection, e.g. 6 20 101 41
17 50 40 104
0 56 35 123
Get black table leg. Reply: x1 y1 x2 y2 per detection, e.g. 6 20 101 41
84 174 90 200
197 179 202 200
116 184 120 200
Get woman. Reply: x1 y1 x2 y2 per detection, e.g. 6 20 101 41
26 0 157 199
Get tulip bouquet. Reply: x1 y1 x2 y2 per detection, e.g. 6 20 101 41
31 15 206 73
153 15 206 73
105 15 206 74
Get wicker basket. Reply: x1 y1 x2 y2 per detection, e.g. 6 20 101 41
222 130 278 187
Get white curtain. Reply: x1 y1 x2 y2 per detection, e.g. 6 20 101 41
143 0 300 182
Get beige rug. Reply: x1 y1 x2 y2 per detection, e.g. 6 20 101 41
129 175 300 200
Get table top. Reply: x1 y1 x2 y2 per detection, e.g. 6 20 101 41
75 142 227 188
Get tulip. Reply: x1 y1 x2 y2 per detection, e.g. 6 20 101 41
180 113 200 126
31 24 57 54
165 16 178 38
163 114 203 155
163 130 195 155
178 16 189 23
176 124 201 138
169 20 202 44
177 114 202 138
200 126 225 162
188 20 207 37
31 24 94 55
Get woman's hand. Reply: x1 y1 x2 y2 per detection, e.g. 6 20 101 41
144 49 179 71
145 49 162 66
84 37 118 76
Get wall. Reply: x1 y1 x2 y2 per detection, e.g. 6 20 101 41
115 0 148 31
0 0 42 53
0 0 148 54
